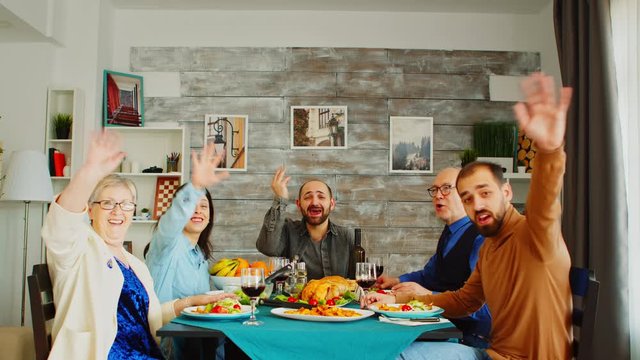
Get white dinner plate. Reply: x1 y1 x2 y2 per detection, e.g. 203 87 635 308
270 307 375 322
368 303 444 319
181 305 253 320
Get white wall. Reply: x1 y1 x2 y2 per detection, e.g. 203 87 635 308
0 1 560 326
0 42 55 326
111 3 560 80
0 0 110 326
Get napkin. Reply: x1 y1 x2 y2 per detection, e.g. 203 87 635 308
379 315 451 327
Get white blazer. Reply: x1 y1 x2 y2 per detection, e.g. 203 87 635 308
42 202 176 360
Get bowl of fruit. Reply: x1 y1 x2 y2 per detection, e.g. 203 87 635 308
210 258 269 291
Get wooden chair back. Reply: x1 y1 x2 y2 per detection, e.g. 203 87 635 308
27 264 55 360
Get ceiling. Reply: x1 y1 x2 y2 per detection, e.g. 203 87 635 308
111 0 550 13
0 0 551 43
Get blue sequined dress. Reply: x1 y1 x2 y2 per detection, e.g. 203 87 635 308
108 259 164 359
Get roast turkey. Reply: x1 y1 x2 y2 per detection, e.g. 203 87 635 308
300 276 358 301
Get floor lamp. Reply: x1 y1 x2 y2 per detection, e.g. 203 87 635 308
1 150 53 326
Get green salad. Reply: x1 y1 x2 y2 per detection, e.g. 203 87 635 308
406 300 431 311
201 298 243 314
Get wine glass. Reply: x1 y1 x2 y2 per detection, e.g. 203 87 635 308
268 257 290 296
241 268 265 326
355 262 377 295
367 256 385 278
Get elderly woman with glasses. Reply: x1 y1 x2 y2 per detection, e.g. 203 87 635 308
41 131 234 359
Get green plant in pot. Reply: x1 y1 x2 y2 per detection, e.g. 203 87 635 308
459 148 478 167
473 121 518 171
53 113 73 139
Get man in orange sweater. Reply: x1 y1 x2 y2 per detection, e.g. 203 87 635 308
363 73 574 360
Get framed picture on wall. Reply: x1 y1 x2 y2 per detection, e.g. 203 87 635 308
389 116 434 174
204 114 248 172
291 106 347 149
103 70 144 127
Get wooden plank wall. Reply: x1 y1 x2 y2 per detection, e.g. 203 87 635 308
132 47 539 276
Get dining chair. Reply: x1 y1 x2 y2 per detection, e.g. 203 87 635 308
569 266 599 360
27 263 55 360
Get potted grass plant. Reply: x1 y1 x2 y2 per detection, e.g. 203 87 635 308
473 121 518 172
53 113 73 139
459 148 478 167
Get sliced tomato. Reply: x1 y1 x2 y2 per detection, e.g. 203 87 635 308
287 296 297 303
211 305 225 313
376 289 387 294
309 299 318 306
326 299 335 306
401 304 413 312
233 304 241 310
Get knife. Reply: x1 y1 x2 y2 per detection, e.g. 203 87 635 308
259 298 314 309
381 315 441 322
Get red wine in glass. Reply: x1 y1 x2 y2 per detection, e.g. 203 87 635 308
241 285 265 298
375 265 384 276
356 279 376 290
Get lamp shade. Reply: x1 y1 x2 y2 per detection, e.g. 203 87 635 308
2 150 54 202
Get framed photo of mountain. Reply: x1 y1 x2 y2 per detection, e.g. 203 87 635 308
389 116 434 174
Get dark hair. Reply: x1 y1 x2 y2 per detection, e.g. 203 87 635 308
456 161 506 189
143 243 150 259
153 183 214 260
298 179 333 199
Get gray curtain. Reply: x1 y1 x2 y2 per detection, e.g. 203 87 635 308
554 0 629 358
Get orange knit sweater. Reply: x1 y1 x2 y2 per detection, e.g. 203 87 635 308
423 149 572 359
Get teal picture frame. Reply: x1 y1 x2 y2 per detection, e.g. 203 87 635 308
103 70 144 127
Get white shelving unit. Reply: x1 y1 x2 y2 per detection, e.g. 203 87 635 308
44 88 83 195
109 126 188 258
504 172 531 204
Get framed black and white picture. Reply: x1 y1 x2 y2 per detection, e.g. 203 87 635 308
204 114 248 172
389 116 434 174
291 106 347 149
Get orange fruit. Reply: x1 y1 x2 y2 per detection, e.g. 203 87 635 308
250 261 268 274
234 258 249 276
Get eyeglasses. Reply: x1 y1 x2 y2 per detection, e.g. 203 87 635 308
427 185 456 198
92 200 136 212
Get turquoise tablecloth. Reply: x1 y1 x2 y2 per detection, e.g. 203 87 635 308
171 305 455 360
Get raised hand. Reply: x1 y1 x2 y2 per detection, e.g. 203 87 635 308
513 73 573 153
83 130 126 181
191 142 230 190
57 130 126 212
271 166 291 200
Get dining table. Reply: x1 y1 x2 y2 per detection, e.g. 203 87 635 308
157 303 463 360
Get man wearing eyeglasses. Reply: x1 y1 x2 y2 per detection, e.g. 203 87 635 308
375 167 491 349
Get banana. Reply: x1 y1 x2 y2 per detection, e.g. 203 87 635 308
217 261 239 277
210 258 232 275
225 262 240 277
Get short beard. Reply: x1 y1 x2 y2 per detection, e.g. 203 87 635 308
302 208 330 226
475 205 506 237
476 216 504 237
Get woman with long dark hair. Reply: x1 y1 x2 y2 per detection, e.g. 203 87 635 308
146 142 228 302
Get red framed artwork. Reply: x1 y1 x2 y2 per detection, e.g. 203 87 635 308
153 176 181 220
